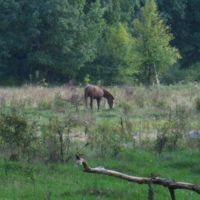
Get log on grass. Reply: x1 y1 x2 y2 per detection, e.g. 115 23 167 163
76 154 200 200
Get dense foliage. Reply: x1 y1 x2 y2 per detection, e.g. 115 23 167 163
0 0 199 86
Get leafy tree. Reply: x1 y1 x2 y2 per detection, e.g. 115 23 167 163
100 0 140 25
156 0 200 69
78 0 140 85
0 0 40 85
132 0 181 86
0 0 105 85
78 23 135 85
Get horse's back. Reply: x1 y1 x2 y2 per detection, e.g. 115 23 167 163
84 85 104 98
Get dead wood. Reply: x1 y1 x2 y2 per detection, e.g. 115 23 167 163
76 154 200 200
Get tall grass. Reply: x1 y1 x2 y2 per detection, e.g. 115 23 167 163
0 83 200 199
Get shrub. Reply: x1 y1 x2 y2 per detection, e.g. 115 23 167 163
160 63 187 84
118 102 132 115
195 97 200 112
0 113 37 160
40 115 78 163
37 100 52 111
89 119 131 157
53 92 66 108
154 105 189 154
135 98 144 108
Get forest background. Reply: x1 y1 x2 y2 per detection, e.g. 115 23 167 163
0 0 199 86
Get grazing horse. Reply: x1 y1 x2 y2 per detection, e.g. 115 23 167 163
84 84 114 111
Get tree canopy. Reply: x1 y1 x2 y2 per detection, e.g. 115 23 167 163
132 0 181 86
0 0 199 86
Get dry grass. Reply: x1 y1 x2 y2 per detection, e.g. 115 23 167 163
0 85 83 107
0 82 199 109
0 83 200 145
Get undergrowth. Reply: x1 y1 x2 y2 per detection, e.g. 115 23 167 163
0 83 200 199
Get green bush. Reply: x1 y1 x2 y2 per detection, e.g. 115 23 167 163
89 119 131 157
0 113 38 161
195 97 200 112
53 92 66 108
160 63 187 84
37 100 52 111
118 101 132 114
154 105 189 154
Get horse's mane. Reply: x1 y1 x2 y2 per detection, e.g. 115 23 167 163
102 88 114 99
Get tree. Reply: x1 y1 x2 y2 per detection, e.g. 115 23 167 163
0 0 105 85
132 0 181 86
156 0 200 69
78 0 140 85
78 23 135 85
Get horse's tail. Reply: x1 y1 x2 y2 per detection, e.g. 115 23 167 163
84 86 89 100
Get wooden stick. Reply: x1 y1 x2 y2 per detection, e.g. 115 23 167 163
168 187 176 200
76 154 200 199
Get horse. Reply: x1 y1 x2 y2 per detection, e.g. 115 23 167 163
84 84 114 111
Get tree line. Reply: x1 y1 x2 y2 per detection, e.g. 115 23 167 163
0 0 199 86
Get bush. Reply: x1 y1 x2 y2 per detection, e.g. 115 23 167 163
53 92 66 108
37 100 52 110
195 97 200 112
154 105 189 154
0 113 37 160
118 102 132 114
160 63 187 84
89 119 131 157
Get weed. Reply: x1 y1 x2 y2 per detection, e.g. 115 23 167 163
37 100 52 111
118 101 132 114
53 92 66 108
195 97 200 111
154 105 189 154
0 113 37 160
89 119 131 157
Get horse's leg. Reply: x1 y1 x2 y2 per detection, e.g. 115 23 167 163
97 98 101 111
90 98 93 110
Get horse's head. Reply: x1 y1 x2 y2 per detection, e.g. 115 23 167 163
108 97 114 109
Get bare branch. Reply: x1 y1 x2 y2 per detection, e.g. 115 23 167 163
76 154 200 198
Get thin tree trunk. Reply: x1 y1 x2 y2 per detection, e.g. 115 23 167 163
153 61 160 85
146 62 151 88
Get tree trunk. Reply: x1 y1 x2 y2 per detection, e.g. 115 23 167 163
153 61 160 85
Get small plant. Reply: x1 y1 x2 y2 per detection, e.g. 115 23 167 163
53 92 66 108
136 99 144 108
69 94 83 112
40 114 78 163
154 105 189 154
155 123 168 155
0 113 37 160
37 100 52 111
84 74 90 85
195 97 200 112
89 119 131 157
118 101 132 115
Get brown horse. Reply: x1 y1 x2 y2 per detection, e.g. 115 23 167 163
84 84 114 111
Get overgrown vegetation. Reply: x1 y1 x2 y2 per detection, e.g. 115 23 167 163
0 0 199 86
0 84 200 199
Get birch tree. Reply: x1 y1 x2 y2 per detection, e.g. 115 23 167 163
132 0 181 87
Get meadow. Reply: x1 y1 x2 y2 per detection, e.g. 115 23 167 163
0 83 200 200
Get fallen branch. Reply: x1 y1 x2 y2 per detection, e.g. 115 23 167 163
76 154 200 200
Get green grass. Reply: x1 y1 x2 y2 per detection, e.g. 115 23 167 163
0 150 200 200
0 84 200 199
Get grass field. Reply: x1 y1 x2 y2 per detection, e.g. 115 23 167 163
0 83 200 199
0 150 200 200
